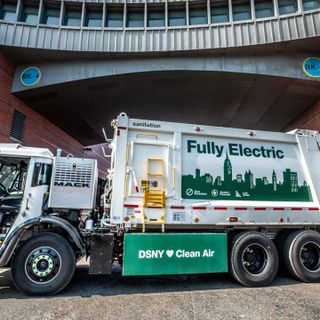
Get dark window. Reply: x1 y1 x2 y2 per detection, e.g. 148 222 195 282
233 0 252 21
32 163 52 187
255 0 274 18
211 0 229 23
43 7 60 25
278 0 298 14
189 2 208 25
64 7 81 26
86 8 102 27
303 0 320 10
20 4 38 23
168 4 186 26
127 5 144 28
0 2 17 22
10 110 25 142
147 4 165 27
0 161 28 192
106 5 123 27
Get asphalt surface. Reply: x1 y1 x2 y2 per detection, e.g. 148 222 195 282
0 263 320 320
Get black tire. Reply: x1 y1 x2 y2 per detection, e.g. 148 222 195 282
11 233 76 296
230 231 279 287
283 230 320 282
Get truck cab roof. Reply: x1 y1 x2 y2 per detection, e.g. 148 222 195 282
0 144 53 159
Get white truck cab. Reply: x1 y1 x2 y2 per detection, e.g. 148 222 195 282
0 144 53 241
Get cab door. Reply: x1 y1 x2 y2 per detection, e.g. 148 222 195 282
7 157 52 238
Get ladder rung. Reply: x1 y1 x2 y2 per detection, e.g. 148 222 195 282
146 201 163 204
148 173 163 176
146 205 164 208
146 192 163 196
144 221 165 225
146 195 163 198
148 158 163 161
146 197 163 199
146 197 163 201
145 196 163 200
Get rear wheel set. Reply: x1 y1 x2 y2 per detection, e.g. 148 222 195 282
229 230 320 287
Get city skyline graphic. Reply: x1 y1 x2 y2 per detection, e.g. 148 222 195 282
182 154 312 202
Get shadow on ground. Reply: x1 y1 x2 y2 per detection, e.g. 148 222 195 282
0 264 301 300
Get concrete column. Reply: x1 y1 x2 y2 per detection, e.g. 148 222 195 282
228 0 233 22
124 2 127 28
59 0 65 25
251 0 256 20
144 1 147 28
165 0 168 28
102 2 106 28
81 1 86 27
186 0 189 26
16 0 22 22
38 0 43 24
274 0 280 17
297 0 303 13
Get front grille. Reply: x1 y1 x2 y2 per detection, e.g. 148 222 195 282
54 161 93 186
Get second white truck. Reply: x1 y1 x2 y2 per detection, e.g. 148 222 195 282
0 113 319 295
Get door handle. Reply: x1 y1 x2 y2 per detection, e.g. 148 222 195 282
26 193 31 210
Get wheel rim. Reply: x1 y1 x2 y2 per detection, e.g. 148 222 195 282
300 241 320 272
25 246 62 284
242 243 268 274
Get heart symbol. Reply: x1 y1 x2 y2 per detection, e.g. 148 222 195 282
166 250 174 258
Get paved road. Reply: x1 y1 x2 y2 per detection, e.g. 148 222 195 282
0 264 320 320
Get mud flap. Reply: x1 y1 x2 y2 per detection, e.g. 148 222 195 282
89 233 114 275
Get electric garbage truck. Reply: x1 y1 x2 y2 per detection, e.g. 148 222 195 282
0 113 320 295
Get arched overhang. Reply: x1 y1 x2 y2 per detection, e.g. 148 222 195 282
13 65 320 145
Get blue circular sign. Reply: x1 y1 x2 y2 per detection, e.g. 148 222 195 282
303 57 320 78
20 67 41 86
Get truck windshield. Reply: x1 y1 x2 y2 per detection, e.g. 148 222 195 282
0 160 27 194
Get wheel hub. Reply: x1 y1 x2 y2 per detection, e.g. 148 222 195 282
300 242 320 272
32 255 54 277
25 247 61 284
242 244 268 274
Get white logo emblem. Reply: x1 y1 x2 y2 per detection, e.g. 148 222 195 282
186 188 194 196
211 189 219 197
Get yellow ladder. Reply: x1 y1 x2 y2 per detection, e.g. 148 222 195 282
142 158 166 233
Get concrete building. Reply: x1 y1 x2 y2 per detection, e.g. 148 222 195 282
0 0 319 177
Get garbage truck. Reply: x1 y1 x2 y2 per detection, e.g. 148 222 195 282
0 112 320 295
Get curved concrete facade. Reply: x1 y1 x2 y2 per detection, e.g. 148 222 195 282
0 0 320 52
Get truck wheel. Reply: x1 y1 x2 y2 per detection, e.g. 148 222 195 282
230 231 279 287
11 233 76 295
283 230 320 282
